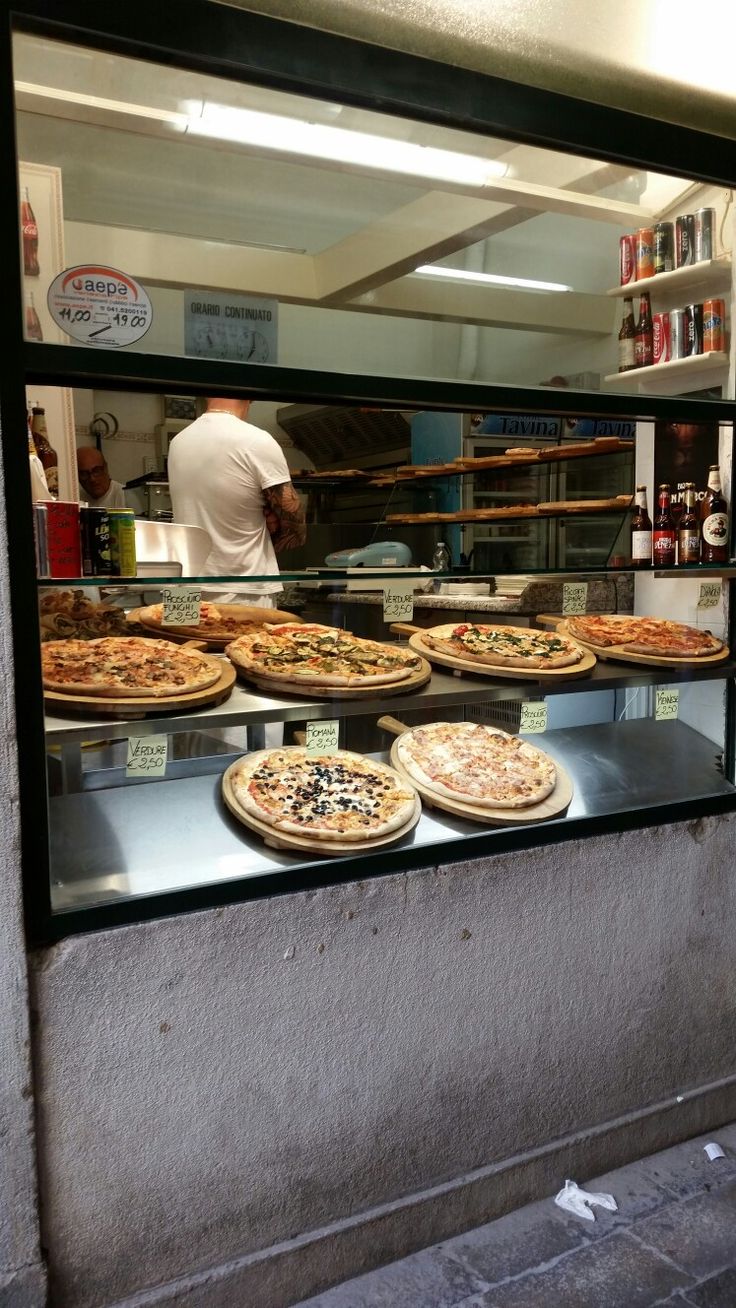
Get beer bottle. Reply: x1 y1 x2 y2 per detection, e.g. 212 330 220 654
677 483 701 565
634 291 653 368
652 483 676 567
31 404 59 497
630 485 652 568
24 291 43 342
701 465 729 564
21 186 39 277
618 297 636 372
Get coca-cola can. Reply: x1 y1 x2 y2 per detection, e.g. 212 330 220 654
686 303 703 355
653 222 674 275
619 234 636 285
703 298 725 352
676 214 694 267
694 207 715 263
669 308 687 360
652 312 671 364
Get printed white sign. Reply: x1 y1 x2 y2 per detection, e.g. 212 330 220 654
162 587 201 626
519 701 548 734
47 265 153 347
184 290 277 363
383 584 414 623
562 582 588 616
126 735 168 778
306 720 339 756
655 688 679 721
698 581 722 609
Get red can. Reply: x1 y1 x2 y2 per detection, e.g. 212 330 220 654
619 234 636 285
40 500 82 578
702 298 725 352
652 312 671 365
635 227 655 280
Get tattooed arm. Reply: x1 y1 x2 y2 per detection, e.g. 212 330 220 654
263 481 307 553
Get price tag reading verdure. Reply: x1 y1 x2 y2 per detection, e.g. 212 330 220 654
562 582 588 616
162 587 202 627
126 735 168 778
306 720 339 756
655 689 679 722
698 581 722 609
519 701 548 734
383 584 414 623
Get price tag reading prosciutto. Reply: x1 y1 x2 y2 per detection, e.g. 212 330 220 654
47 265 153 347
562 582 588 616
162 588 201 626
519 701 548 734
306 720 339 756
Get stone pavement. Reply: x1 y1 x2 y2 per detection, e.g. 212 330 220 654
293 1123 736 1307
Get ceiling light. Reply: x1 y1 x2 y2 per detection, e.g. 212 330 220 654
186 102 507 186
415 264 572 292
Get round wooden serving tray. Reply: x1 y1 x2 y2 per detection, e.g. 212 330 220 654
127 604 303 650
221 751 421 855
401 626 595 681
44 655 235 720
542 616 731 669
231 655 432 700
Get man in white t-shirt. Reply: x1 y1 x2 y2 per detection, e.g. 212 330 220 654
167 398 306 602
77 448 127 508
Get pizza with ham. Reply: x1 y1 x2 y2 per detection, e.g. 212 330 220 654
42 636 221 698
226 748 417 841
420 622 583 669
226 623 422 687
396 721 556 809
565 614 723 658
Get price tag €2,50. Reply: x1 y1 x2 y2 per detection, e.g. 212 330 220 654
519 701 548 734
698 582 722 610
562 582 588 616
162 587 202 627
383 584 414 623
126 734 168 778
306 719 339 756
655 688 679 722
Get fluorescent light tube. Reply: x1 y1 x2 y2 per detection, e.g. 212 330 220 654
415 264 572 292
186 102 507 186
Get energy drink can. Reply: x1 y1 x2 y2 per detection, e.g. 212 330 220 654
653 222 674 275
694 207 715 263
80 507 113 576
107 508 137 577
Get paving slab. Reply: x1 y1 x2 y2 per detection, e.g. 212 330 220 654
437 1194 589 1284
682 1267 736 1307
293 1245 489 1308
631 1180 736 1280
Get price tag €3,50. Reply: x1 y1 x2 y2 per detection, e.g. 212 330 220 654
306 719 339 756
162 587 202 627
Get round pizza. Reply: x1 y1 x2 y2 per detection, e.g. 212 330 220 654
420 623 583 669
396 721 556 809
136 601 301 641
42 636 221 698
226 748 418 841
226 623 422 687
566 614 723 659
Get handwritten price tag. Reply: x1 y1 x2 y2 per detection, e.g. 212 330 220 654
562 582 588 616
698 581 722 609
162 587 202 626
126 734 168 778
655 688 679 722
519 701 548 734
383 584 414 623
306 719 339 756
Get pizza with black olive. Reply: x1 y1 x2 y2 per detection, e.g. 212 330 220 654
420 623 583 669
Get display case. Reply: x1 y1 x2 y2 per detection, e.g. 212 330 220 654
3 0 736 942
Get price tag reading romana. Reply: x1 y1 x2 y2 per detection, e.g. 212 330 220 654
306 720 339 756
698 581 722 609
126 735 168 779
655 688 679 722
562 582 588 616
519 701 548 734
383 584 414 623
162 587 201 627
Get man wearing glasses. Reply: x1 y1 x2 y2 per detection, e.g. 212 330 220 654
77 447 127 508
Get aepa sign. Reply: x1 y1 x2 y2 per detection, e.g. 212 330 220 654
47 264 153 347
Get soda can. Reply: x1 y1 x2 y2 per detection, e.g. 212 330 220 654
669 308 687 359
80 507 113 576
676 214 694 267
41 500 82 578
652 312 671 364
107 508 137 577
694 207 715 262
653 222 674 275
635 227 654 279
619 234 636 285
702 298 725 352
686 303 703 356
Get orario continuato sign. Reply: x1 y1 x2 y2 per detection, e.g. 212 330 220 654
47 264 153 347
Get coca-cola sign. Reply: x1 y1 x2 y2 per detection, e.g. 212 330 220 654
47 263 153 347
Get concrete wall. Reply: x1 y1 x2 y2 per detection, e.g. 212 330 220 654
30 812 736 1307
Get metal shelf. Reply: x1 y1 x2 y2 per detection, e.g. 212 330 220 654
606 257 731 299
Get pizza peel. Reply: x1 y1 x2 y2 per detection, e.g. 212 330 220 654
43 649 235 720
378 715 573 826
536 614 731 669
388 622 596 681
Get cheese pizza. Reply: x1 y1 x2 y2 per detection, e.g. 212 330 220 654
566 614 723 659
226 623 422 687
42 636 221 698
420 623 583 669
396 721 556 809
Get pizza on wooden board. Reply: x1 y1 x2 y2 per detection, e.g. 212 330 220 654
565 614 723 658
396 721 556 809
137 601 301 639
227 748 417 841
42 636 221 698
226 623 422 687
420 623 583 669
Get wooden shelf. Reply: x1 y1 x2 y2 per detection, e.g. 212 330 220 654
603 351 728 390
607 256 731 299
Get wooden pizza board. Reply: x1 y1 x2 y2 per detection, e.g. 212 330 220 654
127 604 304 650
221 752 421 856
536 615 731 669
391 624 596 681
232 655 433 699
378 716 573 826
43 655 236 720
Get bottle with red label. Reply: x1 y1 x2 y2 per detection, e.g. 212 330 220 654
24 290 43 342
701 465 729 564
634 292 653 367
653 483 677 567
20 186 39 277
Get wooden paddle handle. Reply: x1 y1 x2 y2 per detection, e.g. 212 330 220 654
182 638 208 651
377 715 409 737
293 730 307 746
389 622 421 636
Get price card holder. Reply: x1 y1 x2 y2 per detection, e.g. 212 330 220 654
698 581 722 610
519 701 547 734
126 734 168 778
383 583 414 623
655 689 679 722
306 720 339 756
162 587 202 626
562 582 588 616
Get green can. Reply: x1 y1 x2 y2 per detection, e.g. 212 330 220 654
107 508 137 577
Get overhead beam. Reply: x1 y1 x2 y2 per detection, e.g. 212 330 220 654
349 278 616 336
